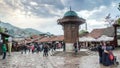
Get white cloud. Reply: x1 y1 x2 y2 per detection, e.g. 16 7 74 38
78 5 109 32
79 2 120 32
0 0 3 3
0 3 112 35
0 6 63 35
80 19 107 32
77 6 107 19
0 0 119 35
87 19 107 31
30 1 38 6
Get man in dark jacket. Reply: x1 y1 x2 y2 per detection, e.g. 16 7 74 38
98 44 103 63
43 44 49 57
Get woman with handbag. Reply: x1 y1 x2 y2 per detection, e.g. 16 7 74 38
102 42 113 66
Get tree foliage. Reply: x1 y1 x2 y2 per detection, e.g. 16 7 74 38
118 18 120 25
79 30 88 35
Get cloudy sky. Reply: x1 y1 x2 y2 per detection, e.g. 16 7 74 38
0 0 120 35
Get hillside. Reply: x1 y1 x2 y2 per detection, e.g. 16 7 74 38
0 21 44 37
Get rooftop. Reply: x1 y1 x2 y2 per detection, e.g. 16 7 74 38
64 10 78 17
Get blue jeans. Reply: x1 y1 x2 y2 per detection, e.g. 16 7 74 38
99 57 102 63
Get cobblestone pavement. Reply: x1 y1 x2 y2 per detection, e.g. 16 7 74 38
0 49 120 68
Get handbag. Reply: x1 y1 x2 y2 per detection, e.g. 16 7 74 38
109 53 114 60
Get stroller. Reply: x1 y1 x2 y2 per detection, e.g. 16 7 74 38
113 56 119 65
109 51 119 65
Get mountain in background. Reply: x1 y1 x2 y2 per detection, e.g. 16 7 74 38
0 21 48 37
24 28 43 35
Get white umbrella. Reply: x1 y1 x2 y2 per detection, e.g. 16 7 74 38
79 37 87 41
86 36 96 41
97 35 114 41
79 36 96 42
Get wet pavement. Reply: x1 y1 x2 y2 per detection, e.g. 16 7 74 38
0 49 120 68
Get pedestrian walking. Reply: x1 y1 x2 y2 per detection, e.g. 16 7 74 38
2 43 7 59
97 43 103 64
62 42 66 52
21 44 27 54
27 45 31 53
31 44 35 54
53 43 56 51
40 43 43 52
43 44 49 57
36 44 41 53
74 42 78 54
8 37 12 56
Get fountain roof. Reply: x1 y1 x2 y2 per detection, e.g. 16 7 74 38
64 10 78 17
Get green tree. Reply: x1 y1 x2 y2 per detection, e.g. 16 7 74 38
79 30 89 35
0 27 4 32
118 18 120 25
0 27 2 32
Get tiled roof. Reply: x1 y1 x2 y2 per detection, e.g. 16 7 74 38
31 35 39 39
50 35 64 41
102 27 114 37
37 35 64 42
87 29 104 39
38 37 52 42
87 27 115 39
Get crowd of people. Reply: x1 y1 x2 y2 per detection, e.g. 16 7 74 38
18 41 65 57
0 41 65 59
0 40 119 66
